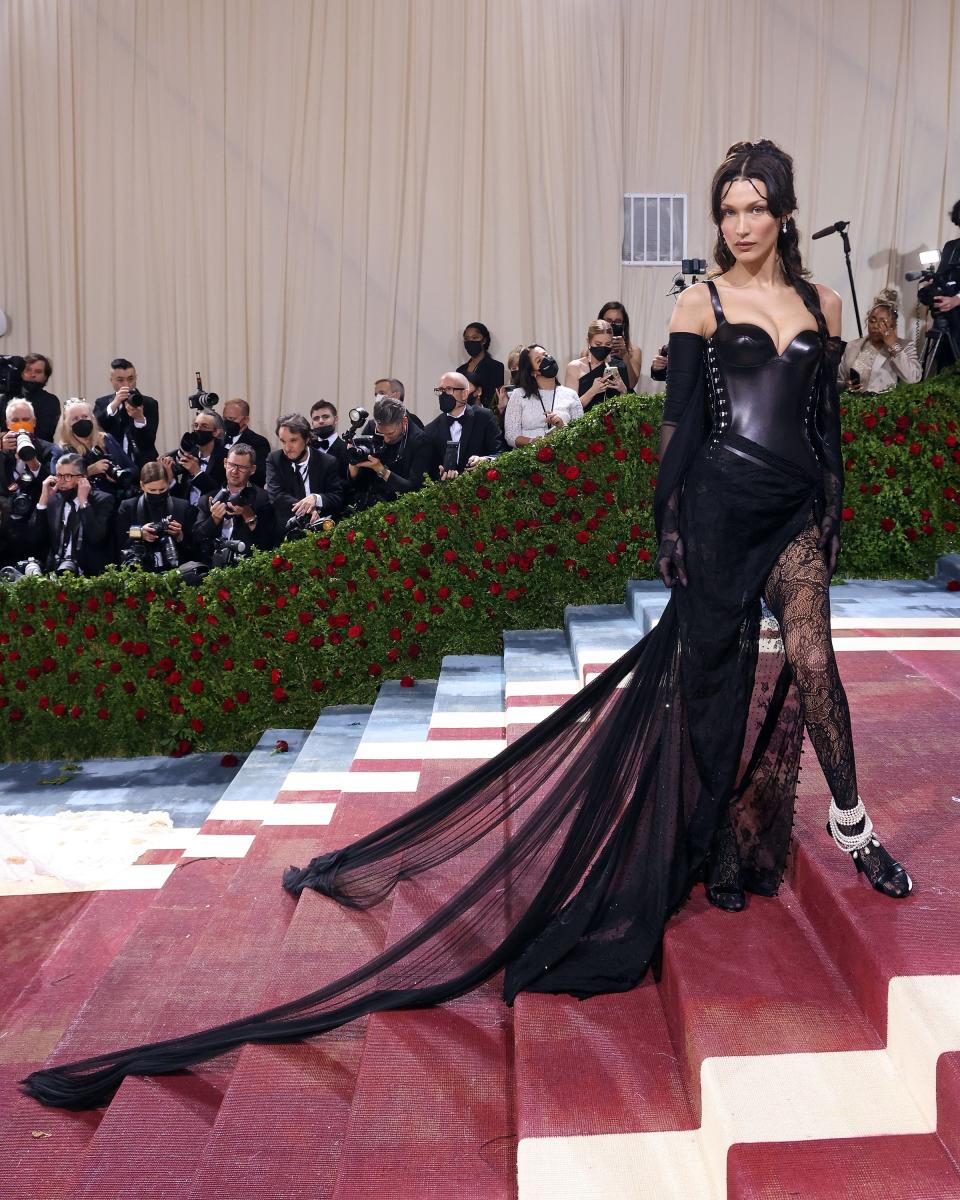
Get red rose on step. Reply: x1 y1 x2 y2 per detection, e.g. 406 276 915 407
947 580 960 592
880 518 895 532
368 662 382 676
841 507 854 521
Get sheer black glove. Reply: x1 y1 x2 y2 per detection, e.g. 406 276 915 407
657 529 688 588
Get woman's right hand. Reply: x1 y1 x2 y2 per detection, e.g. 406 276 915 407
86 458 111 477
656 532 688 588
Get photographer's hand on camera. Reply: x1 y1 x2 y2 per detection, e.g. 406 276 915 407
178 450 203 478
347 454 389 485
933 294 960 313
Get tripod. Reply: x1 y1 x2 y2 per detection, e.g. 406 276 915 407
920 312 960 379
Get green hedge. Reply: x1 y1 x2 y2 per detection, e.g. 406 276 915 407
2 371 958 761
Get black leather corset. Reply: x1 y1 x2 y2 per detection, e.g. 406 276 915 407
705 322 823 473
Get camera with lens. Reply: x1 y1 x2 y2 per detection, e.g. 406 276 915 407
82 446 137 495
211 538 247 569
127 514 179 571
284 511 336 540
8 488 35 521
187 371 219 412
214 484 255 510
345 433 383 466
15 429 36 463
0 556 43 584
54 555 80 576
915 269 959 308
0 355 25 401
163 430 205 480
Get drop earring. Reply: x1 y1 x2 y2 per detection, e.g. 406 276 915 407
781 219 788 234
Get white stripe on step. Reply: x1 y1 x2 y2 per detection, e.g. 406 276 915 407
282 770 421 793
518 974 960 1200
353 740 508 760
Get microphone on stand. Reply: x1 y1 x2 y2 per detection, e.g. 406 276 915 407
811 220 850 241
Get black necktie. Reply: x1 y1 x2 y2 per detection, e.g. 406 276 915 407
293 461 307 498
60 499 76 557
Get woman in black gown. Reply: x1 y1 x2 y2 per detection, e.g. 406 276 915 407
23 140 911 1110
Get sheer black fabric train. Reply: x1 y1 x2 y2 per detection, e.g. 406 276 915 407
23 283 857 1110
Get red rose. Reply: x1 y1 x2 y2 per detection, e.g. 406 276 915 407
905 527 918 541
841 507 855 521
400 675 414 687
368 662 382 677
273 687 288 702
841 431 855 444
880 517 895 532
97 708 109 720
188 679 203 695
535 446 554 463
235 689 250 705
283 629 299 643
863 413 877 428
947 580 960 592
932 454 945 468
459 595 474 609
70 705 81 719
909 442 921 456
253 657 267 669
539 491 557 507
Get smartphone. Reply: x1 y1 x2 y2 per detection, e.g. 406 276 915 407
610 320 624 338
603 363 619 380
442 440 459 472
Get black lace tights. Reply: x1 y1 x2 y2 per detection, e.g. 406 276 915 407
764 524 859 813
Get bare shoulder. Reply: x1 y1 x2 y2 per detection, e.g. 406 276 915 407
814 283 842 336
669 280 713 336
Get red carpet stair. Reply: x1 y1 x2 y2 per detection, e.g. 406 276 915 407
2 576 960 1199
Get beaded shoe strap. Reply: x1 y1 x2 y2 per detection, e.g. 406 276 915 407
828 797 874 853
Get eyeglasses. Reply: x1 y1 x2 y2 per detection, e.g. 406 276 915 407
433 387 466 395
225 462 253 471
55 472 83 481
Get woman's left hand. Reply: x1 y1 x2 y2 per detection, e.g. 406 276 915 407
817 522 840 577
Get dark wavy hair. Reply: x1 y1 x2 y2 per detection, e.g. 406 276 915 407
597 301 632 349
709 139 826 338
951 199 960 229
517 344 548 399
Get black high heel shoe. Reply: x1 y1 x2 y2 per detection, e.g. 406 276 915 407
705 820 746 912
827 799 913 899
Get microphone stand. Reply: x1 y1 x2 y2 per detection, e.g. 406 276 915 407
838 225 863 338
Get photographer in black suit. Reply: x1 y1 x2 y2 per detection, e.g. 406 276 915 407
423 371 505 481
920 199 960 372
310 400 349 481
222 398 271 486
194 444 277 562
93 358 160 467
164 409 228 505
266 413 343 530
16 354 61 441
116 461 196 570
32 453 115 576
347 396 436 509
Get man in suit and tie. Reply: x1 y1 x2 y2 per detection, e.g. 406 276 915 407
423 371 505 481
346 395 436 511
309 400 349 480
266 413 343 531
222 398 272 486
93 358 160 468
193 444 278 561
31 452 114 575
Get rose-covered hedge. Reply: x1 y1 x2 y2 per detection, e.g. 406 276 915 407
1 372 958 761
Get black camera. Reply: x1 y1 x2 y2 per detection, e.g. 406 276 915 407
211 538 247 569
346 433 384 466
125 387 143 408
284 510 335 539
128 515 179 571
188 371 219 412
81 447 137 495
213 484 254 510
8 489 35 520
0 355 25 400
54 556 80 576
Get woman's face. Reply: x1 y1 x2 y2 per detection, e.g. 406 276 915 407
142 479 168 497
529 346 547 373
600 307 624 328
68 404 93 431
463 325 485 345
866 306 894 346
588 332 614 358
719 178 781 265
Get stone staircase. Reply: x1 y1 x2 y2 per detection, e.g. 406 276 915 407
2 574 960 1200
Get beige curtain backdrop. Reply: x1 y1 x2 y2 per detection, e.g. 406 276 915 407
1 0 958 453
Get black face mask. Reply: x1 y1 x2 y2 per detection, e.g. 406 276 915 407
223 418 241 439
71 418 94 438
438 393 459 414
463 339 484 358
538 356 559 379
313 422 336 440
193 430 215 447
21 379 44 394
590 345 612 361
58 486 78 503
146 493 169 514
